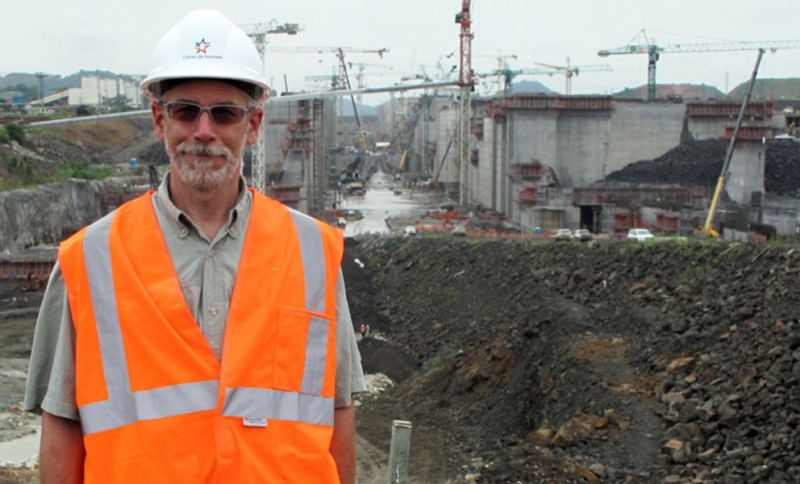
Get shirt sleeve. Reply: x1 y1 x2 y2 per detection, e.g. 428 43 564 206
23 261 80 420
334 269 367 408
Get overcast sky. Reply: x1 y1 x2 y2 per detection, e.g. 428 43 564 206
3 0 800 98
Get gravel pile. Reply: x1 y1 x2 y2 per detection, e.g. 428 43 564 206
347 237 800 483
605 138 800 198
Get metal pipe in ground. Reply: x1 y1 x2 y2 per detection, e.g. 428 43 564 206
386 420 412 484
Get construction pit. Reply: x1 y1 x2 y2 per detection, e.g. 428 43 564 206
2 176 800 483
2 119 800 483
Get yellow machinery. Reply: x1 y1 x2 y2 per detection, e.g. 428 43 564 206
698 49 765 237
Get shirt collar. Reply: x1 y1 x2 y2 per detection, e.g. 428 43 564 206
156 172 252 240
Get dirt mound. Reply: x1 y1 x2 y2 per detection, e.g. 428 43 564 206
1 118 156 190
347 237 800 483
606 138 800 198
605 139 726 186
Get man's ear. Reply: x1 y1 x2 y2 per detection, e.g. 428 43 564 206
152 101 165 141
246 108 265 146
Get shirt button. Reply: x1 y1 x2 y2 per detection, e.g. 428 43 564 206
179 228 189 237
209 307 218 317
208 248 216 257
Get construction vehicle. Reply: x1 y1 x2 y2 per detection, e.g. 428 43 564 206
698 49 765 238
599 29 800 101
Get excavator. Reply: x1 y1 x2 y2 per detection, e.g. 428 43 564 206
697 49 765 237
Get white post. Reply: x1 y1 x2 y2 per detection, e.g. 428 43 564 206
386 420 412 484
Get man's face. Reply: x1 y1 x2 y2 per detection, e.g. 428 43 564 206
152 80 263 193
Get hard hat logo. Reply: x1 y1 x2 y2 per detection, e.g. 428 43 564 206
195 39 211 54
140 9 269 102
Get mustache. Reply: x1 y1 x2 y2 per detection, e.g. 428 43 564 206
175 141 234 159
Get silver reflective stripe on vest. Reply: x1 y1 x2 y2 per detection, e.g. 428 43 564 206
79 211 218 435
78 204 335 434
222 388 334 427
289 209 332 401
301 316 329 396
289 210 326 315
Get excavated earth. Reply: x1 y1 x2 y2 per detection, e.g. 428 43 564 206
347 237 800 483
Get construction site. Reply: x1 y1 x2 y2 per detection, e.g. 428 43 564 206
3 1 800 483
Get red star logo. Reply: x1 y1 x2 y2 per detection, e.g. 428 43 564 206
195 38 211 54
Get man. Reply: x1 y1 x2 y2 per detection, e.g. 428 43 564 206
24 9 366 484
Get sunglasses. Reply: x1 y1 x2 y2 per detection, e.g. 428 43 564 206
159 101 254 125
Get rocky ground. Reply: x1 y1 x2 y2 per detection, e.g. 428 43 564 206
347 237 800 483
2 233 799 483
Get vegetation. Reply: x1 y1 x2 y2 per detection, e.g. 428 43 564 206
0 156 113 192
4 124 24 143
52 159 113 182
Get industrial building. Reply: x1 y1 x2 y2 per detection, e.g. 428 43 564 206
373 90 799 239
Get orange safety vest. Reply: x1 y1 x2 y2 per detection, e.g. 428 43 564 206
58 189 343 483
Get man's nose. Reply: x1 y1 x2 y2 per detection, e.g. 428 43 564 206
192 111 217 141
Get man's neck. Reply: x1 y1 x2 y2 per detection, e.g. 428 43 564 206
168 177 240 239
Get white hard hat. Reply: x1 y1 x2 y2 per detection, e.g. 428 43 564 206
140 9 268 101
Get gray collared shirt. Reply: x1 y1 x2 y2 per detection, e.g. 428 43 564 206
24 174 365 419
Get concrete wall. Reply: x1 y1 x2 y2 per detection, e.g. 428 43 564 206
555 111 612 186
472 117 496 210
436 108 460 185
689 118 726 140
606 102 685 176
472 99 685 232
727 140 765 205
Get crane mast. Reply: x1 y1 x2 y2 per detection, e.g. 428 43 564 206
456 0 474 206
599 30 800 101
241 20 302 194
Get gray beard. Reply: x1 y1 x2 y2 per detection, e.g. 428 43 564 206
165 136 242 192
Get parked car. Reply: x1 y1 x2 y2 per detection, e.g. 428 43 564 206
572 229 593 241
404 225 417 236
336 217 347 228
627 228 654 242
452 225 467 237
551 228 572 241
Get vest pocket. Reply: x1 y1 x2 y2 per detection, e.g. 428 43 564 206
274 307 331 394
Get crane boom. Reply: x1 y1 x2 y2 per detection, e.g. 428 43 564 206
599 30 800 101
701 49 765 237
264 46 389 57
486 62 612 95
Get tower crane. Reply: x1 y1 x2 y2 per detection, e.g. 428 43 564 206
484 64 613 95
348 62 393 117
455 0 474 206
599 29 800 101
264 46 389 89
533 57 613 95
240 20 303 194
